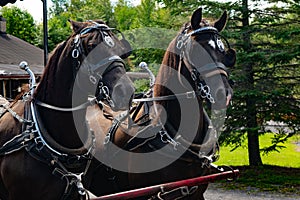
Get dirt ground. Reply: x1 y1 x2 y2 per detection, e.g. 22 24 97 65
204 183 300 200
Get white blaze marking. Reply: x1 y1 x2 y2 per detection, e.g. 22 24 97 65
208 40 216 49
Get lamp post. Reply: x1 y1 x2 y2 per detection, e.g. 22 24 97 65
41 0 48 66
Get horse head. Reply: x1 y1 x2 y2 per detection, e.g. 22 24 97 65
175 8 235 110
35 20 134 112
70 20 135 111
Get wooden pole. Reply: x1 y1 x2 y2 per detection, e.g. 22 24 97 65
2 81 7 98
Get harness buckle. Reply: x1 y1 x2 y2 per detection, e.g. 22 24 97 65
74 34 80 45
34 136 45 151
104 35 115 47
186 91 196 99
159 130 169 144
89 75 97 85
159 130 180 150
176 40 184 49
191 69 199 81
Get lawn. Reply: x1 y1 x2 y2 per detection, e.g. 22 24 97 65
216 133 300 168
213 134 300 195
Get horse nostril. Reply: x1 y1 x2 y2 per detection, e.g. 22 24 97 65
113 84 126 99
111 81 135 110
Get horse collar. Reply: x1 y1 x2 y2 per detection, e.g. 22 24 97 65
0 101 96 198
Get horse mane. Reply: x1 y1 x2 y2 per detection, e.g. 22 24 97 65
153 24 186 97
34 40 68 99
154 18 215 97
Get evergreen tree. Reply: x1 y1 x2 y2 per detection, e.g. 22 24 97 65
155 0 300 166
222 0 300 166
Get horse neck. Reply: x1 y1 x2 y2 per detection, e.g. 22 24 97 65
33 41 88 149
153 45 206 144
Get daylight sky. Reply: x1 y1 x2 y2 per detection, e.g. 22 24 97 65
12 0 140 22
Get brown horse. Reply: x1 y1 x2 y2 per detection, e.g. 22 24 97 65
85 8 236 199
0 20 134 200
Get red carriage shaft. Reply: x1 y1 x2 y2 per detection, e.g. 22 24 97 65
91 169 239 200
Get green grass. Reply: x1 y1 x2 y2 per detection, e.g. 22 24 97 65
212 134 300 195
215 134 300 168
213 165 300 195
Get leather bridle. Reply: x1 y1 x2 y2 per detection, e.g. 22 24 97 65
36 22 127 112
132 26 232 104
126 26 234 166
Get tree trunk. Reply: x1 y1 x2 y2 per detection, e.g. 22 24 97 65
242 0 263 166
246 98 262 166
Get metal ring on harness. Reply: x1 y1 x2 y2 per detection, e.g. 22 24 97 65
72 49 80 59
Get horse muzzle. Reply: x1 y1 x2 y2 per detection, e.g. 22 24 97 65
111 76 135 111
210 86 233 110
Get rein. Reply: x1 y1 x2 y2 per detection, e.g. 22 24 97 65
34 97 98 112
132 62 228 104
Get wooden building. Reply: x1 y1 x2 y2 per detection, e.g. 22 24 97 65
0 16 44 100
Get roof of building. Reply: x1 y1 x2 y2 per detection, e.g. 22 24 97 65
0 33 44 79
0 0 17 7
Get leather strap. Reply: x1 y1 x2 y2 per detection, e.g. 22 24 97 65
132 91 198 102
34 98 97 112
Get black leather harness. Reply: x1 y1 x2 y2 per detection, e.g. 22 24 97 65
0 101 96 200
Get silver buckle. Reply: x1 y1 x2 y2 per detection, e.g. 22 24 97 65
186 91 196 99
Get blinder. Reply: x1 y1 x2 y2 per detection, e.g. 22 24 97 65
178 25 236 69
183 37 230 79
71 21 131 87
78 54 125 86
113 29 132 59
223 48 236 68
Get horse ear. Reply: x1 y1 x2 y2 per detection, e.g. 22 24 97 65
69 20 83 33
214 11 228 32
191 7 202 30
